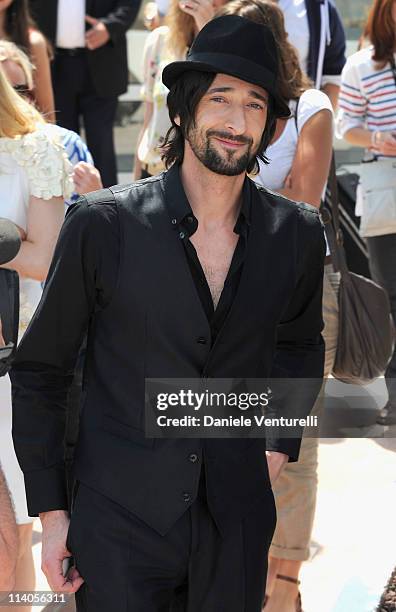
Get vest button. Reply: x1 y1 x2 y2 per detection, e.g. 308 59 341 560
189 453 198 463
183 492 191 503
197 337 207 344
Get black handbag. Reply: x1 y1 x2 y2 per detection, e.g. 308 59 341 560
323 155 395 385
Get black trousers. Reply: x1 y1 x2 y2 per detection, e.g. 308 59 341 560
366 233 396 404
52 51 118 187
67 478 276 611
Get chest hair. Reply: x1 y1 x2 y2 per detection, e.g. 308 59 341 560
192 231 239 309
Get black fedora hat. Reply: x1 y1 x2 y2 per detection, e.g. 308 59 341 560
162 15 290 118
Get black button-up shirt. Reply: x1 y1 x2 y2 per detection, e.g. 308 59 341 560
165 166 251 345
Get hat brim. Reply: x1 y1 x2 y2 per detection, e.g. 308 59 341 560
162 57 291 119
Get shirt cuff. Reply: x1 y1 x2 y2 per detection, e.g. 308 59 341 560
23 466 68 517
265 439 302 463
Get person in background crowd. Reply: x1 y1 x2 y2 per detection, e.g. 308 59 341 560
218 3 334 611
338 0 396 426
134 0 227 179
0 40 103 203
0 464 18 593
275 0 346 108
0 0 55 121
29 0 141 188
0 62 72 611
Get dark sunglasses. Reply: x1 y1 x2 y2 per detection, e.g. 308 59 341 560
13 84 34 102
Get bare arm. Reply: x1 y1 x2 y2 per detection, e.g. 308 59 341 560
133 101 154 180
0 466 18 592
279 109 333 208
29 31 55 123
344 127 396 156
322 83 340 111
0 196 65 281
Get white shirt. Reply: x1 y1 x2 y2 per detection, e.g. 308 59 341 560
255 89 333 254
278 0 310 75
56 0 86 49
255 89 333 191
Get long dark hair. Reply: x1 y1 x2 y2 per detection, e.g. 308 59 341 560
365 0 396 68
161 70 277 173
3 0 37 55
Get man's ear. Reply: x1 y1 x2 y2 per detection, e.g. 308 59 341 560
174 115 181 127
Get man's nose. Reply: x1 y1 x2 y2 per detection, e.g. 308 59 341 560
224 104 247 135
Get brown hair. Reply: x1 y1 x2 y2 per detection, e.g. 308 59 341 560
3 0 36 55
365 0 396 68
165 0 196 57
217 0 312 99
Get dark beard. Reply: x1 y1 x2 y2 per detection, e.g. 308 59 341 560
187 128 256 176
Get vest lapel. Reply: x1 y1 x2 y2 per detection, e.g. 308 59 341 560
146 176 211 338
208 181 297 356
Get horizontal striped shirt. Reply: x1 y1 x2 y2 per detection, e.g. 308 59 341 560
337 47 396 139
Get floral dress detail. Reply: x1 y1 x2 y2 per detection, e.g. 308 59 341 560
0 123 73 333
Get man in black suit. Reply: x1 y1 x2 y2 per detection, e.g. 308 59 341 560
11 16 325 611
29 0 141 187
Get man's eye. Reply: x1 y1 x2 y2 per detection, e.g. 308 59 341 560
248 103 264 110
211 97 225 103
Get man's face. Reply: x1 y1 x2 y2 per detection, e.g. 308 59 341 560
185 73 269 176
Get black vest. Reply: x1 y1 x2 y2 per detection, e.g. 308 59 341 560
73 173 324 535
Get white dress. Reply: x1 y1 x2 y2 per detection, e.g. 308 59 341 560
0 124 72 524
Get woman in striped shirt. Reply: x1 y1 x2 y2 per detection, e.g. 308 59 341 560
338 0 396 426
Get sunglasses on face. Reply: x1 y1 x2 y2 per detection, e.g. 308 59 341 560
13 83 34 101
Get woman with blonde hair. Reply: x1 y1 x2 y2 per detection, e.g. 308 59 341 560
134 0 227 179
0 40 103 201
217 2 336 611
0 62 72 610
0 0 55 121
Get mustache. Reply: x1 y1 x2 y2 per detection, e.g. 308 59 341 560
206 130 253 146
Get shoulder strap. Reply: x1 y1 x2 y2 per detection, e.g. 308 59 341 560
389 55 396 88
323 153 349 276
293 97 301 133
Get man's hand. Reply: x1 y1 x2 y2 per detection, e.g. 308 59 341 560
85 16 110 50
40 510 84 593
266 451 288 485
72 162 103 195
